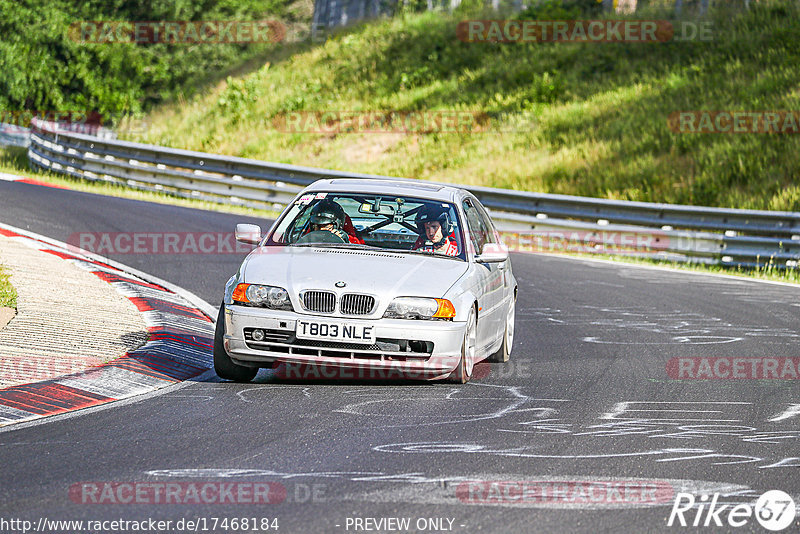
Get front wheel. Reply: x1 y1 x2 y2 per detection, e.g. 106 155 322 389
214 304 258 383
448 307 476 383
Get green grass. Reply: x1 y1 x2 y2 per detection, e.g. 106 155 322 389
0 264 17 309
126 0 800 211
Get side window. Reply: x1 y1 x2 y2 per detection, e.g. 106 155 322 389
474 201 499 245
462 199 490 255
268 203 306 244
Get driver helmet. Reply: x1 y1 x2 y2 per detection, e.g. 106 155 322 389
309 199 345 230
416 205 451 246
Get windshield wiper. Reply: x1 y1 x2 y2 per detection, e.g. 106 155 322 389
290 242 375 250
372 247 465 260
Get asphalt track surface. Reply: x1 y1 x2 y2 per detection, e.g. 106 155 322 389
0 180 798 533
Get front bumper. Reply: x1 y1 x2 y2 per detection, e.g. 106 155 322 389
223 304 466 380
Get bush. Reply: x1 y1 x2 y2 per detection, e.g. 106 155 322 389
0 0 292 123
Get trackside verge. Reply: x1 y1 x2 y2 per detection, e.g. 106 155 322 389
0 222 214 427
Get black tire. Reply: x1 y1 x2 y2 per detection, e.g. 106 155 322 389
214 304 258 383
488 297 515 363
447 307 476 384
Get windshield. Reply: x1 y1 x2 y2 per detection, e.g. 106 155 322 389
265 192 466 260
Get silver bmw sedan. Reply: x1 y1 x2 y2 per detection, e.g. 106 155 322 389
215 178 517 383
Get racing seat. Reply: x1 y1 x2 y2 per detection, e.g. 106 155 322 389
343 215 365 244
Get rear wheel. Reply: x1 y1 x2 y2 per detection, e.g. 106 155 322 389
448 307 476 383
214 304 258 383
488 296 515 363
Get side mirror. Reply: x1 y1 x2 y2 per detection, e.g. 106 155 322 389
476 242 508 263
235 224 262 245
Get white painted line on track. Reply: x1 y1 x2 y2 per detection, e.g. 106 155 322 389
527 251 800 290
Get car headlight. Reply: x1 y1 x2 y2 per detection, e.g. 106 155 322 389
232 283 293 310
383 297 456 320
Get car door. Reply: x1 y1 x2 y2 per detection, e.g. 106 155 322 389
474 198 513 322
462 198 504 353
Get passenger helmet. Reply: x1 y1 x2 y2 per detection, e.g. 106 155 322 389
309 199 345 230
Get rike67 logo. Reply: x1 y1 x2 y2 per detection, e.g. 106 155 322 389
668 490 796 531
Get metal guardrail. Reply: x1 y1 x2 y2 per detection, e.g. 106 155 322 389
27 117 800 268
0 123 31 148
2 120 116 149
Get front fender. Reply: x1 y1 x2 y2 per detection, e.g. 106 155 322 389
443 267 482 323
444 283 480 323
224 274 240 305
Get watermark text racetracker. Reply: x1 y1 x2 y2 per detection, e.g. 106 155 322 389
498 229 671 256
271 110 542 134
667 357 800 380
70 482 286 504
458 479 675 506
0 110 149 135
0 357 103 383
69 481 326 505
272 111 492 134
269 359 531 381
69 20 286 44
457 20 712 43
668 111 800 134
67 232 257 255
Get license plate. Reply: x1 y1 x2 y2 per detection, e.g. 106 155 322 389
296 320 375 344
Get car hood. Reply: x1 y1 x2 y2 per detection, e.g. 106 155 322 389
241 246 468 299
